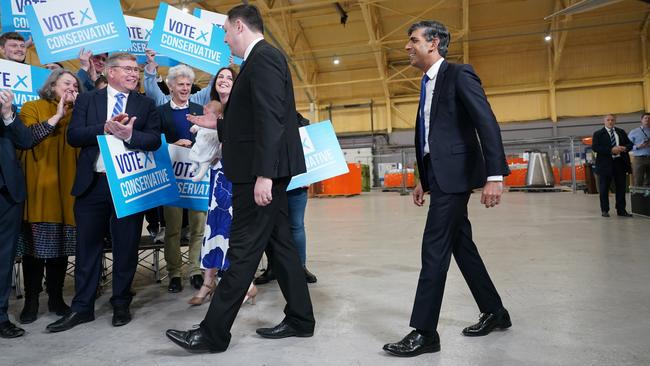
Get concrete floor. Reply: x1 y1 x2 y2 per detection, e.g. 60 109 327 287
1 191 649 366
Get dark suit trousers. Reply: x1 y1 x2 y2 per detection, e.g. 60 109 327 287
200 177 315 351
410 158 503 332
598 158 628 213
0 190 22 322
70 174 144 314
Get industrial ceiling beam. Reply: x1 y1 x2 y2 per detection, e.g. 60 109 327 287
255 0 319 103
360 0 392 132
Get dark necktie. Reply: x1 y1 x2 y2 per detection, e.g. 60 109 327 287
417 74 430 153
609 128 616 147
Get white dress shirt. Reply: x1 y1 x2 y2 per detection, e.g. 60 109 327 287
421 58 502 182
605 127 620 158
2 112 15 126
95 85 131 172
244 37 264 61
170 99 189 110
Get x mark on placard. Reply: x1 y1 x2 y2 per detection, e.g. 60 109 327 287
197 30 208 42
13 75 28 89
79 8 92 24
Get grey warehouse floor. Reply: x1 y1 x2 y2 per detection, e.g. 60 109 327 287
1 191 649 366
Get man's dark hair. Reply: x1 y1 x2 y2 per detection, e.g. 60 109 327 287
94 75 108 89
642 112 650 119
407 21 450 57
227 4 264 34
0 32 25 47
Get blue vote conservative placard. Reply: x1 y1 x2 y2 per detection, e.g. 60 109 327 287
287 120 349 190
25 0 131 63
123 15 178 67
149 2 231 74
167 144 210 212
0 58 50 111
193 8 243 65
1 0 36 37
97 134 179 219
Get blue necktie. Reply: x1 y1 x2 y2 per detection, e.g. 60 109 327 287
417 74 430 153
609 128 616 147
112 93 125 117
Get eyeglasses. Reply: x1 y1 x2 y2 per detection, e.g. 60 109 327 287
111 66 140 74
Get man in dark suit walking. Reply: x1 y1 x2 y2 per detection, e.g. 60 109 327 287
166 5 314 353
383 21 511 357
592 114 633 217
0 90 33 338
46 53 161 332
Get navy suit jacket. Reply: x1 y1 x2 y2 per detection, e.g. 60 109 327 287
415 61 509 194
0 107 33 213
220 40 306 184
591 127 633 176
67 88 161 196
157 101 203 144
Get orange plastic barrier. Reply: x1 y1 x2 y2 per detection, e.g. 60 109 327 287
504 168 527 186
318 163 362 196
384 171 416 188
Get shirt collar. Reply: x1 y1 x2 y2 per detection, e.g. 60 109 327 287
170 99 189 110
244 37 264 61
424 57 445 81
107 85 129 99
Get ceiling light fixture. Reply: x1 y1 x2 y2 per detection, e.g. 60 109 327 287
333 58 341 65
544 34 552 42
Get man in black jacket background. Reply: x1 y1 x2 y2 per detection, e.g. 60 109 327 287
592 114 634 217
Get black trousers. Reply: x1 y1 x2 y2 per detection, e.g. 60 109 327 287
200 177 315 351
409 158 503 332
0 190 22 323
70 174 144 314
598 158 628 214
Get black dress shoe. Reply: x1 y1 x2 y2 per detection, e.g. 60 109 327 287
304 267 317 284
602 212 610 217
112 306 132 327
0 321 25 339
190 274 204 290
254 268 276 285
46 312 95 333
166 328 220 353
256 320 313 339
462 308 512 337
617 211 633 217
168 277 183 293
383 330 440 357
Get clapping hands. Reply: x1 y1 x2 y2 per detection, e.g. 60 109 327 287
104 113 136 141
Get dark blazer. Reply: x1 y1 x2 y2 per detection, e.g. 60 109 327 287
592 127 633 175
0 107 33 212
415 61 509 194
220 40 306 184
157 101 203 144
67 87 162 196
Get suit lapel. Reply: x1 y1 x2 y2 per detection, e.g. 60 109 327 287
125 92 138 117
94 88 108 125
428 60 448 128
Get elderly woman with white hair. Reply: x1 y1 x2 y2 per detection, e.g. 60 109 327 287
157 64 207 293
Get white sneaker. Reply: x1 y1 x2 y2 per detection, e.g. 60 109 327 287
154 227 166 244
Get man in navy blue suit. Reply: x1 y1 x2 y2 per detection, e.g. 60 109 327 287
0 90 33 338
46 52 161 333
383 21 512 357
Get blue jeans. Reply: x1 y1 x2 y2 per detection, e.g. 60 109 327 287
287 188 308 265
